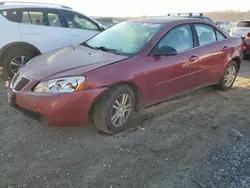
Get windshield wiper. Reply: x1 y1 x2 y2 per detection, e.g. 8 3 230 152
81 43 98 50
96 46 120 54
82 44 120 55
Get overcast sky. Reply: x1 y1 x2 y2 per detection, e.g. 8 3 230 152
5 0 250 17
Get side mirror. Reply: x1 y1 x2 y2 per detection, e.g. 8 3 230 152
98 25 106 31
151 45 178 56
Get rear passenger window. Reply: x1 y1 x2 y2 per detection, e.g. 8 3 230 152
22 11 44 25
21 11 44 25
22 11 31 24
216 30 226 41
21 10 62 27
195 24 216 46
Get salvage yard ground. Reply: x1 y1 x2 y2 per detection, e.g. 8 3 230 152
1 61 250 188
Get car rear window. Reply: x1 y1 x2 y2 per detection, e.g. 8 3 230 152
236 21 250 27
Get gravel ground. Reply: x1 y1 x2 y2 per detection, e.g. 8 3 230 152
0 61 250 188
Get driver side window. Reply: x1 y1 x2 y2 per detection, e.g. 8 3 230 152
63 11 99 31
157 24 194 53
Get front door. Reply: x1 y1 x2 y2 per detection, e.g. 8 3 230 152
61 10 100 45
146 24 199 102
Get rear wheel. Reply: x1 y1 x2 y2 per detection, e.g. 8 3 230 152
3 48 36 79
93 85 135 134
243 54 250 60
216 61 238 91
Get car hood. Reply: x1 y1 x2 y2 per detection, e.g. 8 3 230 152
20 45 128 81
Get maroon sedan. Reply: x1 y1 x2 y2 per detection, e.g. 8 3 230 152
8 17 243 133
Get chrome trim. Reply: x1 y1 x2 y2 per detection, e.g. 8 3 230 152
177 38 230 54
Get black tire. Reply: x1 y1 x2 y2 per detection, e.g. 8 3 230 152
93 85 135 134
216 61 238 91
3 47 37 79
243 54 250 60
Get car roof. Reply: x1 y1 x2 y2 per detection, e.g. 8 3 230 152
0 2 72 10
238 19 250 22
128 16 209 24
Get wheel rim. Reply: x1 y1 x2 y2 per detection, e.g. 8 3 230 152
111 93 132 127
10 56 30 74
224 65 236 87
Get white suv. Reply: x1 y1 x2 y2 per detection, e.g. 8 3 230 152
215 21 233 33
0 2 106 78
230 20 250 39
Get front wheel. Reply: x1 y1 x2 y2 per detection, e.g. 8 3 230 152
3 48 36 79
216 61 238 91
93 85 135 134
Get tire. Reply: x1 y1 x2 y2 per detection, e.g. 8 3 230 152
3 47 37 79
93 85 135 134
243 54 250 60
216 61 238 91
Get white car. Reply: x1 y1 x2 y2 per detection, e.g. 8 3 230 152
230 20 250 39
0 2 106 78
215 21 233 33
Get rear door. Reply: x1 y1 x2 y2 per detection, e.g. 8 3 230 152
61 10 100 45
193 23 229 86
19 8 70 53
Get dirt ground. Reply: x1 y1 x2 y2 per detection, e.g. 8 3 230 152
1 61 250 188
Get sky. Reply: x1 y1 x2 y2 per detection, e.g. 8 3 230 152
4 0 250 17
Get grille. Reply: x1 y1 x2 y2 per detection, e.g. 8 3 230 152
14 77 30 91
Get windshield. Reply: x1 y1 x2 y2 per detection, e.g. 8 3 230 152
84 22 163 55
236 21 250 27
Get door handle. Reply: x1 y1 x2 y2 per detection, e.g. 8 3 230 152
71 34 80 37
189 55 198 61
24 33 39 35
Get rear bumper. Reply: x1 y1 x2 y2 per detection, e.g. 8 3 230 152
10 87 107 127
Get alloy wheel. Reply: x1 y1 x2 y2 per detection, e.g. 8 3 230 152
111 93 132 127
10 56 30 74
224 65 236 87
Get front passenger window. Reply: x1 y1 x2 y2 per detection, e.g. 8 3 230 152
48 13 62 27
216 30 226 41
157 24 193 53
63 11 99 31
195 24 216 46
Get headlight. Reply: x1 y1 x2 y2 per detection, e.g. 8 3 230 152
34 76 86 93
